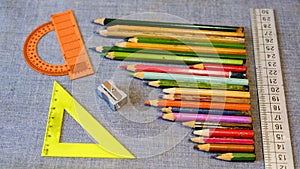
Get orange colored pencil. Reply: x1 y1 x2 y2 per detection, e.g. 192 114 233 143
145 100 250 111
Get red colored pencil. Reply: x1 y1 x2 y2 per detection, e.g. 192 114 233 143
190 137 254 145
120 64 246 78
190 63 246 72
193 128 254 139
145 100 251 111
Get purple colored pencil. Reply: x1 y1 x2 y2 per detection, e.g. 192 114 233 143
161 113 252 124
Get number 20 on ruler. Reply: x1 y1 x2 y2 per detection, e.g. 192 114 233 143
251 8 294 169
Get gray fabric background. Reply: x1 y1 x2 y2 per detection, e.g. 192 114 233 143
0 0 299 168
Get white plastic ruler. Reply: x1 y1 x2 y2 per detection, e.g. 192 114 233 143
250 8 294 169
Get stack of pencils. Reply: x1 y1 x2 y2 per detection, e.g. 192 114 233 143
92 18 255 162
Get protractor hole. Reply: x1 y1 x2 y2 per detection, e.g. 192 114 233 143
37 31 65 65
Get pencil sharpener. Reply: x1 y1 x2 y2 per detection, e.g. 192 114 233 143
96 80 128 111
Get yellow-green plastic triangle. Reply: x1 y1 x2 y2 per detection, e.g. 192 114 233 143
41 81 135 158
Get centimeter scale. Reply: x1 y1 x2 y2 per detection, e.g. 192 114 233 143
250 9 294 168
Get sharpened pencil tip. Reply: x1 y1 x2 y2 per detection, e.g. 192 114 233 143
88 47 96 52
211 155 219 159
120 65 127 69
128 72 134 77
144 100 150 105
93 31 100 35
92 18 105 25
157 114 163 119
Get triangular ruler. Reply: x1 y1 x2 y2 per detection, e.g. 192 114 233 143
42 81 135 158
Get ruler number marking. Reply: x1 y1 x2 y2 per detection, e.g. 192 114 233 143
251 8 294 169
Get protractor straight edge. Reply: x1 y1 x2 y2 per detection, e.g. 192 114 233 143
250 9 295 169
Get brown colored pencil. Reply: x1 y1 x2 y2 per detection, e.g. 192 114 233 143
115 42 246 55
194 143 254 152
98 30 245 43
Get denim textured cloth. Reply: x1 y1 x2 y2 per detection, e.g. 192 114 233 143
0 0 299 168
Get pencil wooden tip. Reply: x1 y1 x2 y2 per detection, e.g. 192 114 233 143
161 113 176 121
162 94 174 100
127 37 138 43
95 46 103 53
125 64 136 71
115 42 127 47
133 72 144 79
194 144 210 151
190 137 203 143
161 107 172 113
148 81 160 87
92 18 105 25
193 129 209 136
105 52 115 59
99 30 108 36
191 64 204 70
182 121 196 128
144 100 158 106
162 88 176 94
214 153 232 161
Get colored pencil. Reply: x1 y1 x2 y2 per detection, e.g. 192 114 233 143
160 113 252 123
131 72 248 86
121 64 246 78
148 80 249 91
194 144 254 153
116 42 246 55
193 128 254 139
190 137 254 145
162 94 250 104
97 30 245 44
162 107 251 116
182 121 253 129
92 18 244 32
128 37 245 49
107 25 244 37
146 100 251 111
214 153 256 162
190 63 246 72
104 52 244 65
91 46 246 60
163 88 250 98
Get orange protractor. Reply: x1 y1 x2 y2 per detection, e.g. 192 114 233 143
23 21 69 76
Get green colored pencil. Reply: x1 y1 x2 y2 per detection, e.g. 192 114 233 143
148 80 249 91
92 18 244 32
91 46 246 60
131 72 249 86
128 37 245 49
103 52 244 65
214 153 256 162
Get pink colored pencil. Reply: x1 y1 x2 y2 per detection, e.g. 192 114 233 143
160 113 252 124
121 64 246 78
121 64 231 77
